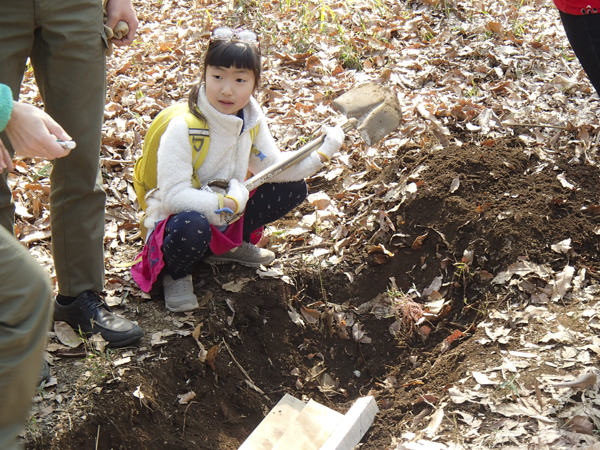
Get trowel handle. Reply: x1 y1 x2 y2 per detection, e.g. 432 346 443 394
244 118 357 192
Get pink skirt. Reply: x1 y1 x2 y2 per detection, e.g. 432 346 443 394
131 213 262 293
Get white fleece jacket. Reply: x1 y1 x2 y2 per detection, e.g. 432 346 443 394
143 86 324 235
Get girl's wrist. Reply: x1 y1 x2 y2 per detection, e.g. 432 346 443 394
317 151 330 163
224 197 238 213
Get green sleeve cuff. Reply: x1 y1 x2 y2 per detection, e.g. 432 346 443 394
0 84 14 133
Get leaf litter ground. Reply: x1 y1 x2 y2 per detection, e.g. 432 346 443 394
16 0 600 448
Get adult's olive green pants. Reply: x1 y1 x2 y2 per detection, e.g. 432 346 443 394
0 0 108 296
0 225 52 450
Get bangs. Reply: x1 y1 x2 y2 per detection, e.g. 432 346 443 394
205 41 260 72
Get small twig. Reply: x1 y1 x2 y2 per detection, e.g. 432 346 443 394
222 338 254 383
182 401 196 434
411 408 431 431
535 383 544 411
264 388 286 395
502 122 566 130
95 425 100 450
308 367 334 405
306 367 327 381
222 338 269 401
288 242 332 254
402 345 463 386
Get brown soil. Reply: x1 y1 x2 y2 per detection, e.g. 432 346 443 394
24 129 600 449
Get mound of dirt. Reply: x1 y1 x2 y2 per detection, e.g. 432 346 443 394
25 129 600 450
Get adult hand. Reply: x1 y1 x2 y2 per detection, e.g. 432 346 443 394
317 125 344 162
4 102 72 160
105 0 139 47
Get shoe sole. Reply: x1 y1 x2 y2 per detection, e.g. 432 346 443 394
107 332 144 348
166 302 199 313
203 252 275 267
203 257 272 268
53 318 144 348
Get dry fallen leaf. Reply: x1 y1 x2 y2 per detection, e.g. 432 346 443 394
89 333 108 353
479 270 494 281
565 415 594 435
54 321 83 348
462 249 474 264
206 344 219 371
412 231 429 250
449 177 460 193
133 385 144 399
550 238 571 254
476 203 491 212
553 371 597 390
197 291 213 308
418 325 431 341
178 391 196 404
192 323 202 341
486 21 503 34
581 204 600 215
300 306 320 324
472 371 497 386
151 332 168 347
222 279 249 293
424 408 444 437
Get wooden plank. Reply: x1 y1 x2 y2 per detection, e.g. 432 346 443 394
272 399 344 450
318 396 378 450
238 394 306 450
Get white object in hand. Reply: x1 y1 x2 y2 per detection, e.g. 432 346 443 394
56 140 76 150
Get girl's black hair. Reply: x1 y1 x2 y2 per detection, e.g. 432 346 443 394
188 39 262 119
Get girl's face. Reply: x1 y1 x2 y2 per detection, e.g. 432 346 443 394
205 65 256 115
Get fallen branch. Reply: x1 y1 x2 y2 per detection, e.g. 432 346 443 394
222 338 269 399
502 122 566 130
552 371 597 389
306 367 327 381
182 401 196 434
222 338 253 382
288 242 332 254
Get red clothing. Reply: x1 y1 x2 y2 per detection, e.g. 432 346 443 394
131 215 263 293
554 0 600 15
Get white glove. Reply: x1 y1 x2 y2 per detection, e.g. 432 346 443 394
225 178 249 214
317 125 344 162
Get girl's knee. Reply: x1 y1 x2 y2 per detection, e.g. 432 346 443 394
166 211 212 244
285 181 307 204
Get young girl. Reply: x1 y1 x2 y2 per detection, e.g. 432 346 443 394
132 27 344 313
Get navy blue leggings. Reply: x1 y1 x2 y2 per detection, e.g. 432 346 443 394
162 181 307 279
559 11 600 95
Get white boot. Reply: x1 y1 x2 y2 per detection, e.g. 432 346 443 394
162 274 199 312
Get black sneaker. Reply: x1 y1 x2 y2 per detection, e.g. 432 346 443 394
53 291 143 348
